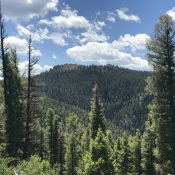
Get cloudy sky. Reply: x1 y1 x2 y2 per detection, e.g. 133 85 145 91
2 0 175 74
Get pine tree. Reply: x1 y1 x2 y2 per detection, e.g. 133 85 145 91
1 49 25 157
64 113 81 175
81 129 115 175
89 85 106 139
146 14 175 174
0 3 24 158
132 129 142 175
23 35 40 159
45 108 60 166
115 134 132 175
0 78 5 155
141 116 156 175
57 120 65 175
6 50 25 157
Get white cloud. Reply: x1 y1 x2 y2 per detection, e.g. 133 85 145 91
78 29 109 44
106 12 116 23
0 61 52 79
52 54 57 59
49 33 68 46
6 36 42 57
2 0 59 20
116 8 140 22
18 61 52 75
113 34 150 53
38 6 107 45
17 25 50 42
93 21 106 31
66 34 150 71
167 7 175 21
17 25 68 46
107 16 116 23
39 8 91 29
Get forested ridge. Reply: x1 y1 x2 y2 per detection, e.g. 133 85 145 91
37 64 150 133
1 5 175 175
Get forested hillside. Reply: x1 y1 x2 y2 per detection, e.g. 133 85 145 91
1 2 175 173
37 64 150 133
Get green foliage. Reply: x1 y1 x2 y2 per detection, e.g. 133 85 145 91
45 108 61 166
4 50 25 158
89 85 106 139
114 134 132 175
16 155 59 175
131 129 142 175
2 10 175 175
37 64 149 133
0 84 5 147
146 14 175 174
64 113 82 175
141 116 156 175
79 129 115 175
0 158 13 175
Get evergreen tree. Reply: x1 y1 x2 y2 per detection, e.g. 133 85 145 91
23 35 40 159
57 121 65 175
141 116 156 175
80 129 115 175
2 50 24 157
0 80 5 155
89 85 106 139
132 129 142 175
45 108 60 166
52 115 59 165
64 113 81 175
146 14 175 174
0 4 24 158
7 50 25 157
115 134 132 175
46 108 54 165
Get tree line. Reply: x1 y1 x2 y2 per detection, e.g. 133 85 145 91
0 5 175 175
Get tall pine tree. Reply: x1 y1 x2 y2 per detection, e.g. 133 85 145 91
115 134 132 175
0 3 24 158
141 116 156 175
64 113 81 175
132 129 142 175
45 108 59 166
89 85 106 139
23 35 41 159
146 14 175 174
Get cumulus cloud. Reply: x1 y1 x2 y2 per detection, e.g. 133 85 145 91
116 8 140 22
39 8 90 29
38 6 108 45
6 36 42 57
49 33 68 46
2 0 59 20
17 25 50 42
66 34 150 71
0 61 52 79
78 29 109 44
113 34 150 53
167 7 175 21
18 61 52 75
17 25 68 46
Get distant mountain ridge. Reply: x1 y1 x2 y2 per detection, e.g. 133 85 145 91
37 64 150 133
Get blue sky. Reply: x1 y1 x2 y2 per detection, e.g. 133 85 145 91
2 0 175 74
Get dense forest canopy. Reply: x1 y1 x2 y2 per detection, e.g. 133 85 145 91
0 2 175 173
37 64 150 133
